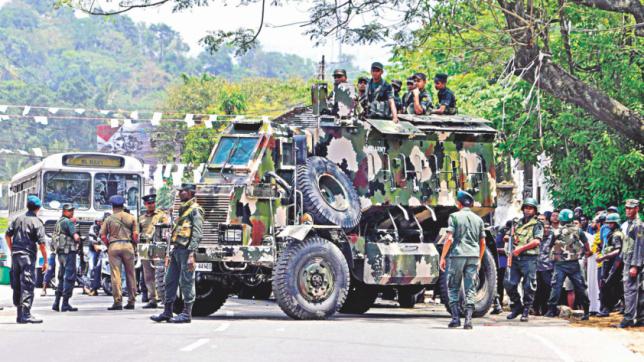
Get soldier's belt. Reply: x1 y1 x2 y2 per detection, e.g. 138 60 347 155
109 240 131 244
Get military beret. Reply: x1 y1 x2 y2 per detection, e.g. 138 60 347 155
625 199 640 208
370 62 384 71
142 194 157 203
391 79 402 89
434 73 448 83
62 203 75 211
457 189 474 206
27 195 42 208
357 76 368 83
180 183 197 192
607 205 619 213
109 195 125 207
406 76 416 85
414 72 427 81
333 69 347 77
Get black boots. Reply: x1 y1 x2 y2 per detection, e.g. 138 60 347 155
520 307 530 322
16 306 23 323
544 306 559 317
150 302 173 322
52 294 61 312
491 297 503 315
463 307 474 330
169 303 193 324
61 297 78 312
506 304 523 320
581 303 590 321
142 301 158 309
448 305 461 328
18 307 43 324
107 304 123 310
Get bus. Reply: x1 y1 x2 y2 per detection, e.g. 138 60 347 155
8 152 144 239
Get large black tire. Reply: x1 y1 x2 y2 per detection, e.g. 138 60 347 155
238 282 272 300
438 249 496 317
397 286 425 308
101 276 113 296
297 157 361 231
273 237 350 320
192 280 228 317
339 279 378 314
154 262 166 302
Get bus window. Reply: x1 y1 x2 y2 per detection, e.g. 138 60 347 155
94 173 140 210
43 172 91 210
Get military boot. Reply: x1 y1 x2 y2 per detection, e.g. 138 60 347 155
463 307 474 330
142 301 158 309
544 306 559 318
618 319 635 328
150 302 173 322
506 304 523 320
596 308 610 317
61 297 78 312
52 294 61 312
520 307 530 322
581 303 590 321
16 306 23 324
448 305 461 328
19 308 43 324
169 303 193 324
491 297 503 315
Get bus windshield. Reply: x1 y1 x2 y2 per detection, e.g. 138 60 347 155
43 172 91 210
211 137 259 167
94 173 140 210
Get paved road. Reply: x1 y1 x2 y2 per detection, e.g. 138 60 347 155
0 287 641 362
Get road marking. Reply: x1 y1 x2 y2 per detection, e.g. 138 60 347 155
225 311 235 317
526 332 574 362
180 338 210 352
214 322 230 332
275 327 285 332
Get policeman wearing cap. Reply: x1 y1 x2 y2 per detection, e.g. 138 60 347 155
151 183 203 323
503 197 544 321
391 79 403 113
619 199 642 327
433 73 457 115
51 203 81 312
439 190 485 330
5 195 47 323
401 76 416 114
138 194 169 309
367 62 399 123
410 72 433 115
100 195 139 310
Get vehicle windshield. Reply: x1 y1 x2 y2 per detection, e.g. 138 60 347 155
43 172 91 210
211 137 259 167
94 173 140 210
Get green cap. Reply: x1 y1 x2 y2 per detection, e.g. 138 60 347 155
371 62 384 71
558 209 574 223
62 203 75 211
333 69 347 77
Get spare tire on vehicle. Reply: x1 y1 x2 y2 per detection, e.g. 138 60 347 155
297 156 361 231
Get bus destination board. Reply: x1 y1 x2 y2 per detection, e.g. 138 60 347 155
62 154 124 168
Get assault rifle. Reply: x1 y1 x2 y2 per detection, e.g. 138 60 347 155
506 219 518 281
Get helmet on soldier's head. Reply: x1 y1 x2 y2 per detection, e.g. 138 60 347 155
558 209 574 223
522 198 539 211
605 213 620 224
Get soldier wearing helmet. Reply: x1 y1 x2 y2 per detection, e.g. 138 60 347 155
544 209 591 319
596 212 625 317
503 197 544 322
619 199 642 328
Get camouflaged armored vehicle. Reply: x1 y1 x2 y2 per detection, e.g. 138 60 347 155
179 84 499 319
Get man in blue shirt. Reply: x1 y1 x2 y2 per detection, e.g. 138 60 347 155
5 195 48 323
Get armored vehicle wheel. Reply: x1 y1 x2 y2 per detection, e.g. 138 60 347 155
396 286 425 308
438 249 496 317
238 282 272 300
154 262 166 302
297 157 361 231
101 276 112 296
273 236 350 320
339 279 377 314
192 281 228 317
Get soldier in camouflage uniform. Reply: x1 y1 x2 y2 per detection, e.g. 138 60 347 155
504 198 544 322
151 183 204 323
52 203 81 313
545 209 591 319
139 194 170 309
619 199 643 328
391 79 403 114
401 77 415 114
366 62 399 123
409 73 432 115
357 76 368 117
439 190 486 330
596 212 624 317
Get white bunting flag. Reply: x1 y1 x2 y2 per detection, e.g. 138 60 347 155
172 164 185 187
0 105 7 113
130 111 139 120
0 183 3 197
193 163 205 183
18 150 29 155
22 106 31 116
151 112 162 126
0 115 8 121
123 118 132 127
262 116 270 122
74 108 85 114
153 164 164 190
143 164 150 179
184 114 194 127
32 148 43 157
110 119 119 128
100 110 110 115
48 107 59 114
205 114 216 128
163 164 173 178
34 116 48 125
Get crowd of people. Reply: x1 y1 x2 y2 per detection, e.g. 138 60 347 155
489 199 643 328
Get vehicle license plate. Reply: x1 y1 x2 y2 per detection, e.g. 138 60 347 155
195 262 212 272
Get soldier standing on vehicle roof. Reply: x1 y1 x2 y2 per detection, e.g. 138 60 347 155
391 79 403 114
503 198 544 322
139 194 169 309
101 195 139 311
544 209 591 320
52 203 81 313
401 77 416 114
357 76 368 118
432 73 457 115
5 195 47 323
328 69 357 118
410 73 433 115
596 212 625 317
439 190 486 330
366 62 399 123
618 199 642 328
151 183 204 324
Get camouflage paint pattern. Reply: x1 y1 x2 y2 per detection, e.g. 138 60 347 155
549 224 585 262
363 242 440 285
